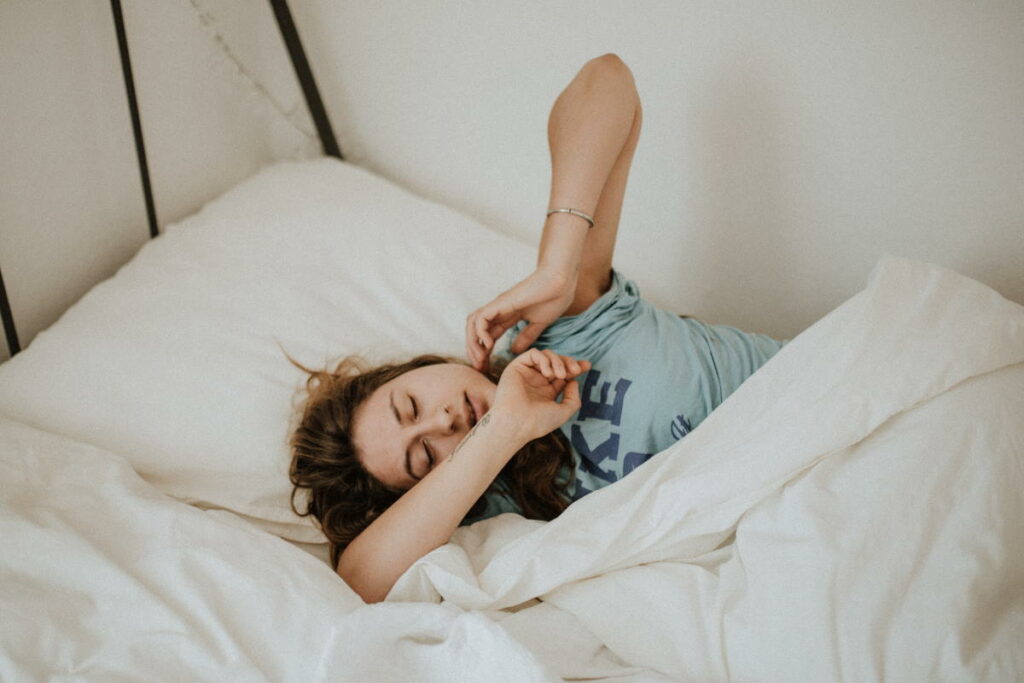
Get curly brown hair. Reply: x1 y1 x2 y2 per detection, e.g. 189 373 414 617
286 352 575 568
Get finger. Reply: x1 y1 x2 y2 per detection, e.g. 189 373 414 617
520 348 551 378
553 354 585 377
474 310 497 351
510 322 546 354
567 358 591 376
465 314 480 368
477 338 491 364
533 349 554 378
560 379 581 413
544 350 567 379
473 337 489 371
479 305 522 354
485 318 518 351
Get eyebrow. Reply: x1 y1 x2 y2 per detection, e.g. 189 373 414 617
390 389 418 483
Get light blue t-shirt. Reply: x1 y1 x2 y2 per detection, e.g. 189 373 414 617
459 268 788 525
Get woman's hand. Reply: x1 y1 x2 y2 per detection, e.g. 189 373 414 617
492 349 591 442
465 267 576 372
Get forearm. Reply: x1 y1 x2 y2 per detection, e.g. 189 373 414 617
336 409 526 603
538 56 639 276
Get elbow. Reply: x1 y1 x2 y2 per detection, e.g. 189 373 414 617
587 53 635 80
340 570 390 605
591 52 625 68
580 54 638 99
336 555 391 604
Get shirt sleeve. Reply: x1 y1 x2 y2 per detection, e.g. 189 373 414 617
497 268 643 363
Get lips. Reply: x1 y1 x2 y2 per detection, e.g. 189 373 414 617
464 392 477 427
473 394 487 425
464 391 487 428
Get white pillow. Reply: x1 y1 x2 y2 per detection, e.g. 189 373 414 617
0 158 536 541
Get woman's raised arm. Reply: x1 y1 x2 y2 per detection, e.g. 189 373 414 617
541 53 642 314
466 55 641 369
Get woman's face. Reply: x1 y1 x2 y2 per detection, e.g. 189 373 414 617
351 363 497 491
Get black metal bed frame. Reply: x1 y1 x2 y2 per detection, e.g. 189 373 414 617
0 0 342 358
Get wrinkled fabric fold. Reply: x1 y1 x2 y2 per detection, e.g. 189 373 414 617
387 254 1024 680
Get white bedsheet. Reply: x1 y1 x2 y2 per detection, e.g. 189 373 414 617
388 254 1024 680
2 254 1022 682
0 417 566 681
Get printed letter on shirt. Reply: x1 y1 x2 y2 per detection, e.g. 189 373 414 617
577 370 632 426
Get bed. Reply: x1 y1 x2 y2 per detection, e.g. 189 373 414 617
2 6 1023 683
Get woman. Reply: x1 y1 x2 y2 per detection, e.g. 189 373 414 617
289 54 786 603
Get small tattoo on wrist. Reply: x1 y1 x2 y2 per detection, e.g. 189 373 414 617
448 413 491 462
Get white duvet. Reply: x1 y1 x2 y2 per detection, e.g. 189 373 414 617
2 254 1023 682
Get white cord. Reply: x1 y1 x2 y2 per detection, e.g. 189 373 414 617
186 0 320 157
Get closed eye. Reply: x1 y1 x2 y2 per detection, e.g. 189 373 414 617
407 443 432 485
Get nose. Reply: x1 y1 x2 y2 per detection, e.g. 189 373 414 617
418 404 459 437
437 405 458 434
411 405 462 464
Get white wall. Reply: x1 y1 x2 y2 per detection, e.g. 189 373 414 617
1 1 140 363
2 0 1022 363
0 0 320 362
293 0 1024 340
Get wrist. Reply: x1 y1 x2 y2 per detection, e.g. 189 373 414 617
537 212 588 277
536 257 580 285
533 262 577 294
475 406 534 451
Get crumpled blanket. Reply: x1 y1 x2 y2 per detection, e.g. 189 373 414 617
3 254 1021 682
388 254 1024 681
